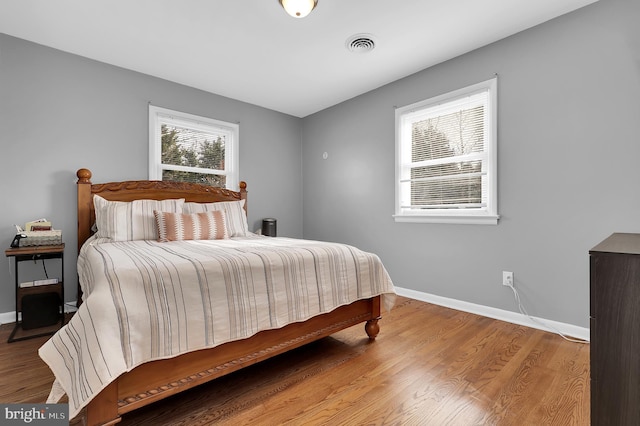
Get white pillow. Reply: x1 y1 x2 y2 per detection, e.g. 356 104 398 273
183 199 249 237
93 195 185 241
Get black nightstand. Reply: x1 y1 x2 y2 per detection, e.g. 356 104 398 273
5 244 65 342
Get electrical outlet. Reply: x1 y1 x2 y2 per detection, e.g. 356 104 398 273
502 271 514 287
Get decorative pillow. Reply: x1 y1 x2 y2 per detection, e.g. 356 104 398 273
154 210 229 242
182 199 249 237
93 195 185 241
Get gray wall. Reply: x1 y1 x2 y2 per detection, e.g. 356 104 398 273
301 0 640 328
0 34 303 312
2 0 638 328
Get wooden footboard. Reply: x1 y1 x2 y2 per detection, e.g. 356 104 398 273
84 296 381 425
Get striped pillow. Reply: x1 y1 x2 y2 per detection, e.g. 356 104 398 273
182 200 249 237
154 210 229 242
93 195 185 241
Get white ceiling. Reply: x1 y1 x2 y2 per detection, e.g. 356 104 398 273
0 0 597 118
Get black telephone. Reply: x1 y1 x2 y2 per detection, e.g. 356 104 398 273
11 233 26 248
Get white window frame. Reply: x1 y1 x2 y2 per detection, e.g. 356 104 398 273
394 78 498 225
149 105 239 190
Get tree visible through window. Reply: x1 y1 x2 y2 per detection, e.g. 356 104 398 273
395 78 498 224
410 106 484 208
149 106 239 190
161 123 226 187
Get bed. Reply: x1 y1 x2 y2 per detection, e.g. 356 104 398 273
39 168 396 425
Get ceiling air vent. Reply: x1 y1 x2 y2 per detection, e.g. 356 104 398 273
346 34 376 53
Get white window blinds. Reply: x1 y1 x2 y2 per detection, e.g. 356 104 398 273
149 106 239 190
395 78 498 224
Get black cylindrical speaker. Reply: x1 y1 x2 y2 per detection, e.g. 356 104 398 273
262 218 277 237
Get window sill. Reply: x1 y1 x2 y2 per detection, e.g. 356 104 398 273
393 214 499 225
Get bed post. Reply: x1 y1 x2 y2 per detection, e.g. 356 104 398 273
239 181 247 213
76 168 92 307
85 381 121 426
77 168 93 251
365 296 381 339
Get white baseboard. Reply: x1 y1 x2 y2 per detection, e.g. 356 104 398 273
394 286 590 342
0 302 78 325
0 311 14 325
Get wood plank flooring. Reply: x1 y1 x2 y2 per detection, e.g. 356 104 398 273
0 297 590 425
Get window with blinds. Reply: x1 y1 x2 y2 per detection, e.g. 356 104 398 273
149 106 239 190
395 78 498 224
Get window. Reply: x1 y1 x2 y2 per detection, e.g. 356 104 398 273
394 78 498 225
149 105 239 190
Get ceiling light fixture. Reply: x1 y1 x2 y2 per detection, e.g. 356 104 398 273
279 0 318 18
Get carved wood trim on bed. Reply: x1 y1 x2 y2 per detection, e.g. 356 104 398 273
76 168 248 252
74 168 382 426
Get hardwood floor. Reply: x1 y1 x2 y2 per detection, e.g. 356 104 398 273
0 297 590 425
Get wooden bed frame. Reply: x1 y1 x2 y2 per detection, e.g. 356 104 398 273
75 168 382 425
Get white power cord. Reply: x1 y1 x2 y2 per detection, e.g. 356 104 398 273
507 283 588 344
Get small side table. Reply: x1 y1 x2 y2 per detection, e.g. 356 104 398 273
5 244 65 343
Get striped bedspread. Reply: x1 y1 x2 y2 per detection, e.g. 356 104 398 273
39 235 396 418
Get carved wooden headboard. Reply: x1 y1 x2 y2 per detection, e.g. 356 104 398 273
76 168 248 252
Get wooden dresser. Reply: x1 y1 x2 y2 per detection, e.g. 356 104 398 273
590 233 640 425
